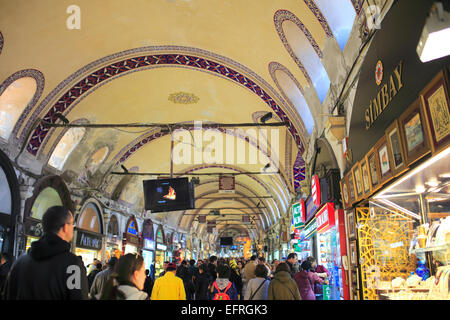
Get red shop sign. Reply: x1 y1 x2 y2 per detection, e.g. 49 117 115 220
316 203 335 232
299 199 306 223
311 175 321 207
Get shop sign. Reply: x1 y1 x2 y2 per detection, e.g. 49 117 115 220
316 203 335 232
294 228 301 239
127 219 138 236
157 243 167 251
293 200 305 229
125 233 139 246
311 175 321 207
305 196 318 223
303 218 317 240
76 231 102 251
219 176 235 193
144 238 155 250
156 228 164 244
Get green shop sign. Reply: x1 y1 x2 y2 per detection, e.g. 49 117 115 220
303 218 317 240
293 202 304 229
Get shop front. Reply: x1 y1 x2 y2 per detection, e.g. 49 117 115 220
141 219 155 271
0 149 20 256
74 201 104 267
122 216 141 255
155 225 167 277
105 213 121 261
171 232 181 264
300 217 317 264
315 202 349 300
342 0 450 300
23 175 74 254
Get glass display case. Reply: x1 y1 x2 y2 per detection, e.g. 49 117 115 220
365 147 450 300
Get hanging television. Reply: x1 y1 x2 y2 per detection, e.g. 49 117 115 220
220 237 233 246
143 177 195 213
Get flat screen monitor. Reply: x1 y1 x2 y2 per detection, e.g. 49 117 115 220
143 178 195 213
220 237 233 246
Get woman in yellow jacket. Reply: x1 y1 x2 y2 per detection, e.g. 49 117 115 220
151 263 186 300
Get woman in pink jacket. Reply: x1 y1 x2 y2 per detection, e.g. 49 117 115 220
293 261 327 300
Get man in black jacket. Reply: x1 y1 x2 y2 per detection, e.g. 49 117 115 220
4 206 88 300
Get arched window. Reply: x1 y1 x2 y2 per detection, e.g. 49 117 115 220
0 77 37 140
281 19 331 103
30 187 63 220
314 0 356 51
0 166 11 215
77 202 102 234
273 68 315 135
48 127 86 170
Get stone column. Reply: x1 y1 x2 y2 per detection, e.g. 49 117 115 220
102 211 110 263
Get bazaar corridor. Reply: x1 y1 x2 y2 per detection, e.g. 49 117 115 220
0 0 449 303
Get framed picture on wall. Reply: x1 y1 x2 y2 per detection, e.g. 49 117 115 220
352 162 364 201
385 119 407 177
360 158 371 196
365 147 381 193
399 97 431 167
346 170 356 206
347 210 356 239
374 135 393 185
350 241 357 266
340 178 350 209
420 69 450 155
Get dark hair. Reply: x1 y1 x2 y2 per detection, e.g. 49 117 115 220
306 256 316 263
287 253 297 260
164 261 169 264
181 260 187 266
258 257 265 263
275 262 291 274
95 262 103 270
189 259 195 266
255 264 268 278
250 255 257 261
301 260 313 272
209 256 218 263
217 264 231 278
100 253 144 300
108 257 118 268
145 269 149 276
166 263 177 272
199 263 208 272
42 206 72 235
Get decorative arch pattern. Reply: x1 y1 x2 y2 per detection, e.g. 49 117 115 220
25 48 305 157
269 61 315 135
274 9 331 103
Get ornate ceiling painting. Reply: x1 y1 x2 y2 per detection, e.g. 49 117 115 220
0 0 364 238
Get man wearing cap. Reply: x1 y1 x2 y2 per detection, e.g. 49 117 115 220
151 262 186 300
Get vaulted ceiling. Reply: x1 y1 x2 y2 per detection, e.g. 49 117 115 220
0 0 365 238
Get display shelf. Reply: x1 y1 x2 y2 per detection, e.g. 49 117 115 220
411 243 450 254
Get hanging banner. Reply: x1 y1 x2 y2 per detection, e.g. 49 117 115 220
219 176 235 193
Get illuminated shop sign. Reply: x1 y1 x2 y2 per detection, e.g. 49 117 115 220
76 231 102 251
157 243 167 251
311 175 321 207
127 220 138 235
316 203 336 232
293 199 305 229
144 239 155 250
303 218 317 240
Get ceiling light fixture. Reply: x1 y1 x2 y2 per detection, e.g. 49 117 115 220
417 2 450 62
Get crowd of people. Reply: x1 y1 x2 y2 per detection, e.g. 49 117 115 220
0 205 330 300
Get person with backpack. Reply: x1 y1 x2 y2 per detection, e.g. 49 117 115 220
244 264 269 300
210 264 238 300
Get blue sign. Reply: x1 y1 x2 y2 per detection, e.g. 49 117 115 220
127 221 137 235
